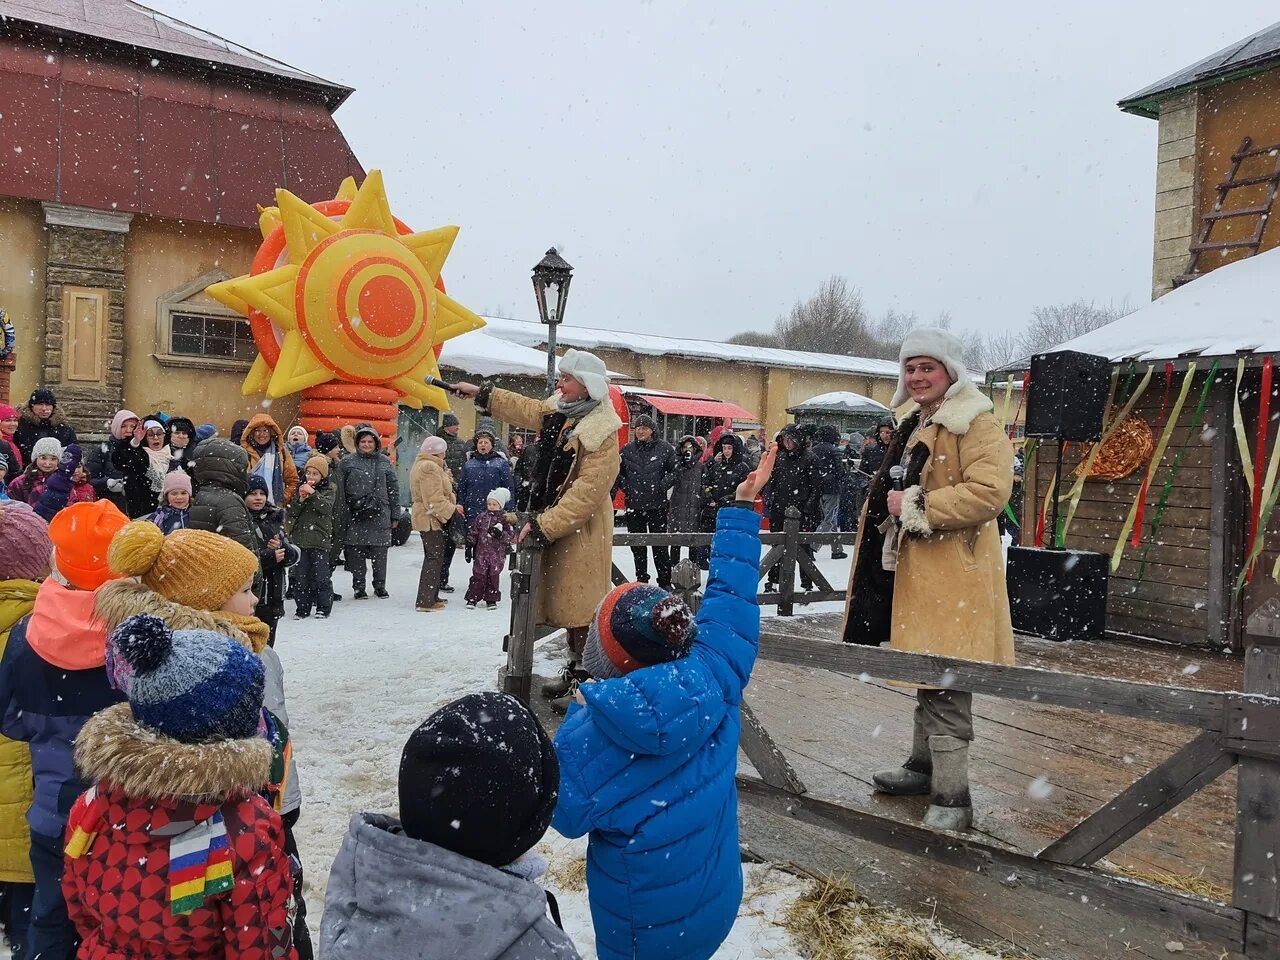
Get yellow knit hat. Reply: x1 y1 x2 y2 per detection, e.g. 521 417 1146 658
107 522 259 612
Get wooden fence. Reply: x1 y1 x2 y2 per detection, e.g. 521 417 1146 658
498 516 1280 957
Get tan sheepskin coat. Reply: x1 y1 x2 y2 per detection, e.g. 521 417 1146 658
409 454 455 533
842 382 1015 668
486 388 621 629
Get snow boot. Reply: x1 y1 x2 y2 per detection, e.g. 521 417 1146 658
922 735 972 831
550 679 581 716
541 660 586 700
872 714 931 796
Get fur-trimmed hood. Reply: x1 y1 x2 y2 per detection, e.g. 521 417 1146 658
896 381 993 437
75 702 271 801
537 395 622 453
19 405 67 427
95 578 258 652
339 424 357 455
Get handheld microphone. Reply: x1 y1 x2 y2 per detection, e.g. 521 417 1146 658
424 375 457 392
889 465 906 491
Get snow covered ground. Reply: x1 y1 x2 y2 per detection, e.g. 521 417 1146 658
275 539 1006 959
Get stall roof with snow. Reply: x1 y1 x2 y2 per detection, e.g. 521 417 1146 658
787 391 890 415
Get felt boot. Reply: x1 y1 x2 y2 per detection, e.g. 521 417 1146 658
922 735 972 831
872 712 931 796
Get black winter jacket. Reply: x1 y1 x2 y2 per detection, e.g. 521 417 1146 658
109 440 158 518
188 439 257 552
668 437 704 533
701 434 750 517
614 436 677 512
769 438 820 529
247 505 298 621
810 425 846 497
13 407 77 465
83 440 127 514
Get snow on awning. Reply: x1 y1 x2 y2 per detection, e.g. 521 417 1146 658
788 391 890 414
1051 246 1280 363
641 395 757 421
438 330 553 379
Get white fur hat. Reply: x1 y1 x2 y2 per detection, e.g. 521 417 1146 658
486 487 512 508
891 328 968 408
558 348 610 401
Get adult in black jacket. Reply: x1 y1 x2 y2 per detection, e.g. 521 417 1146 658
510 433 537 511
188 438 258 552
811 424 848 559
13 388 77 465
859 419 895 478
613 414 677 588
766 424 820 590
109 423 160 518
245 473 299 647
698 433 751 569
164 416 197 475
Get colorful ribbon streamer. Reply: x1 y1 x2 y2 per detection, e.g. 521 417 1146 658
1246 356 1274 582
1131 362 1176 548
1139 360 1220 579
1112 362 1197 572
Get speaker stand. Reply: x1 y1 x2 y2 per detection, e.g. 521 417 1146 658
1048 436 1065 550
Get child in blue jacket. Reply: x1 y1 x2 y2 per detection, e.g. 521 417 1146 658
552 446 774 960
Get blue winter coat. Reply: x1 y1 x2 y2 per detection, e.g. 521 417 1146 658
457 449 515 524
551 505 760 960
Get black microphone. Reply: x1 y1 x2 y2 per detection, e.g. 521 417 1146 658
889 465 906 491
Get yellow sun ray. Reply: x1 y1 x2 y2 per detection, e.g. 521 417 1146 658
278 189 341 263
207 265 300 332
334 176 359 202
401 226 460 283
241 354 274 397
340 169 397 236
393 351 450 410
433 291 486 343
267 330 335 398
257 204 281 240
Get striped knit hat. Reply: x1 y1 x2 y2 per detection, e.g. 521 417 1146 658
583 583 697 680
107 614 263 743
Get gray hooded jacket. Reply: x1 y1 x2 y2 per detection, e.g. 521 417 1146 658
321 813 580 960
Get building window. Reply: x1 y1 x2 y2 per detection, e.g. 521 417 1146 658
169 310 257 361
155 269 257 372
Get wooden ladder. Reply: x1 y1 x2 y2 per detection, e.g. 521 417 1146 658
1174 136 1280 288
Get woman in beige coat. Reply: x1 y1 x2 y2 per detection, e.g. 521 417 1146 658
842 328 1013 831
451 349 622 710
410 435 457 611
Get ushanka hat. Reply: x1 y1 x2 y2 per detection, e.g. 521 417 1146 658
583 582 697 680
107 614 263 743
890 327 968 408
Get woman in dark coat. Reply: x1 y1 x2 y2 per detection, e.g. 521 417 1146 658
765 424 820 591
669 435 705 566
510 433 537 512
456 429 515 525
698 434 750 569
339 424 401 599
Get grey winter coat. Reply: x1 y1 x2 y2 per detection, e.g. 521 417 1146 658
321 813 580 960
613 435 677 511
669 436 704 533
339 450 400 547
259 647 301 816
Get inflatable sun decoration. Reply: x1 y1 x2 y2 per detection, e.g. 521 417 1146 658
207 171 484 412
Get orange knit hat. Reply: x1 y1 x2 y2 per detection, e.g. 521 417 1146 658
48 500 129 590
107 521 258 611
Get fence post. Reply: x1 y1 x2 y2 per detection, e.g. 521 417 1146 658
671 558 702 614
778 507 800 617
499 541 542 703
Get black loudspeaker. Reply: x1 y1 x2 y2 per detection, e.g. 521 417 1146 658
1025 350 1111 441
1006 546 1108 642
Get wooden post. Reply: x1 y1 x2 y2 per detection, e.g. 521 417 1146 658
499 542 542 703
671 558 702 614
1233 599 1280 920
778 507 800 617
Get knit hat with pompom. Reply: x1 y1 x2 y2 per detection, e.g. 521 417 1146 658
108 613 263 743
583 582 697 680
107 521 258 611
49 500 129 590
0 503 52 582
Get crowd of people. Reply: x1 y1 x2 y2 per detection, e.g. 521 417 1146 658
0 324 1021 960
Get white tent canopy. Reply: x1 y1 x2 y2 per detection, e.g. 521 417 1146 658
1053 247 1280 362
789 391 890 414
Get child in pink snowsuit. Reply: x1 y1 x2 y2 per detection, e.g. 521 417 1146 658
465 487 515 610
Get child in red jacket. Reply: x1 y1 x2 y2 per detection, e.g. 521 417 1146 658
63 613 296 960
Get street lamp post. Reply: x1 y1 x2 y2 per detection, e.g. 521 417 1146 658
531 247 574 397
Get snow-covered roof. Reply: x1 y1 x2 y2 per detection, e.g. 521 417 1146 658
481 316 904 379
1120 20 1280 117
788 391 890 414
438 330 554 380
1050 246 1280 362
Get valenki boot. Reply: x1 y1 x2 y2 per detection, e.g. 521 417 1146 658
922 735 973 831
872 712 931 796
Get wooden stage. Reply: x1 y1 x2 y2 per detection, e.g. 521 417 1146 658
740 613 1244 960
529 614 1246 958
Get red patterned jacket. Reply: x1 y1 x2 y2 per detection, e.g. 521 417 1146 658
62 703 295 960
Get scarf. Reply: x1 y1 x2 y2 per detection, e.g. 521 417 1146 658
556 396 600 441
214 610 271 654
143 444 172 492
251 445 280 505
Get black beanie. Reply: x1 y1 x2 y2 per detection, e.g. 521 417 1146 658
30 388 55 407
398 692 559 867
315 431 339 454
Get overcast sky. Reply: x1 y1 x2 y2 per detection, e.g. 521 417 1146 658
161 1 1279 343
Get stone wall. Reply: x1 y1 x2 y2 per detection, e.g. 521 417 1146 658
1151 91 1200 299
41 204 130 435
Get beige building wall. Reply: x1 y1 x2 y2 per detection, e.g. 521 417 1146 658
0 199 48 405
1151 91 1200 299
123 217 299 432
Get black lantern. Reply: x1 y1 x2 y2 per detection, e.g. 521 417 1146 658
531 248 573 326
